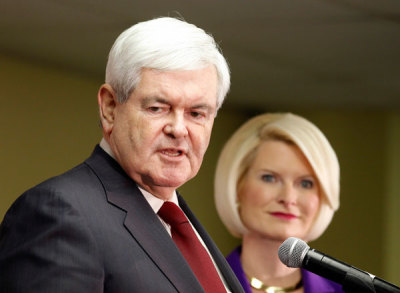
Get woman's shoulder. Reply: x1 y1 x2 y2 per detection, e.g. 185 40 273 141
226 246 243 270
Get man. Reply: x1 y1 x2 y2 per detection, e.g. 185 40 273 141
0 17 244 292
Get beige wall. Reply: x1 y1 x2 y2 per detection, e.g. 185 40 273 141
384 113 400 282
297 111 387 277
0 54 101 217
1 53 399 286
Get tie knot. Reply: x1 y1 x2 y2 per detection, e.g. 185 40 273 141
158 201 188 227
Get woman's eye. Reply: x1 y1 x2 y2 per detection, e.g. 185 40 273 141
261 174 275 183
300 179 314 189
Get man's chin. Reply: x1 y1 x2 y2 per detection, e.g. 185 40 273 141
156 178 186 189
155 172 193 188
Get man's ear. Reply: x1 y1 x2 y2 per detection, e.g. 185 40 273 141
98 84 117 135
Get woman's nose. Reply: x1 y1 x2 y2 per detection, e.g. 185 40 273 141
277 184 298 206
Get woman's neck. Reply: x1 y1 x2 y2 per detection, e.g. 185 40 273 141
240 234 302 287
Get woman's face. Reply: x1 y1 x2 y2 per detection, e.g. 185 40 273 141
238 140 320 242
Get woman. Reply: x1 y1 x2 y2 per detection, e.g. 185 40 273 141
214 113 344 293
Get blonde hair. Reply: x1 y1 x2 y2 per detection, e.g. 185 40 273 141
214 113 340 242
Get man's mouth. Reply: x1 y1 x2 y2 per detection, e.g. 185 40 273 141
161 149 184 157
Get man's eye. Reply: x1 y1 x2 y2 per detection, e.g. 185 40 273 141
148 106 162 113
261 174 275 183
190 111 205 119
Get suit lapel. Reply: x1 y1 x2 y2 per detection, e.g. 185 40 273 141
85 146 204 293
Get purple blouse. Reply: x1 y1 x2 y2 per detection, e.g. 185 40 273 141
226 246 345 293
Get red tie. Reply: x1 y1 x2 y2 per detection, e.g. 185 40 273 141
158 201 226 293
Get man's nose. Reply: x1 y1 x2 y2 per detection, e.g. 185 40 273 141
163 113 188 138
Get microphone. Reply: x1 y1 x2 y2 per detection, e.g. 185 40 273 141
278 237 400 293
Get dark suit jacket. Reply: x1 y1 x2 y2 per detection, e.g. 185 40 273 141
0 146 244 293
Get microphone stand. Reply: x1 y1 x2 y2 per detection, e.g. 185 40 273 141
342 268 376 293
342 267 400 293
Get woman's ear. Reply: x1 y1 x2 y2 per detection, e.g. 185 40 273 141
98 84 117 136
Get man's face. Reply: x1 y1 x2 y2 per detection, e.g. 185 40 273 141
102 66 218 199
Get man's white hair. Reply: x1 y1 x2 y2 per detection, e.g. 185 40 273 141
105 17 230 110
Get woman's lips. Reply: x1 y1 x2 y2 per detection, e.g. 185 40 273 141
269 212 298 220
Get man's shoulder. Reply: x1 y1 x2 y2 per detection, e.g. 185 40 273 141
37 161 97 191
14 147 109 206
31 145 110 193
2 160 107 226
13 162 98 206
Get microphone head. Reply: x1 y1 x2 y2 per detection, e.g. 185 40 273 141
278 237 310 268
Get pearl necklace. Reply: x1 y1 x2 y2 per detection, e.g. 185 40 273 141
247 275 303 293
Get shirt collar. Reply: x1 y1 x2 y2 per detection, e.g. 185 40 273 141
99 137 114 159
138 186 179 213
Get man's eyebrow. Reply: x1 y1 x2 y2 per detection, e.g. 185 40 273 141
140 97 215 114
140 97 168 107
191 103 214 113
